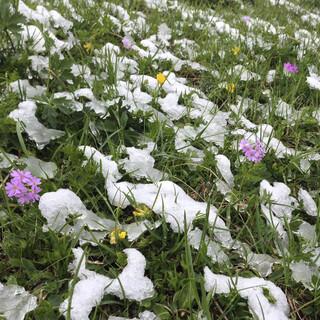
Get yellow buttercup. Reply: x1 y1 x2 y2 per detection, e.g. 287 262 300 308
157 72 167 85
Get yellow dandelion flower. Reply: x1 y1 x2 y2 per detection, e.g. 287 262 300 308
231 46 241 56
156 72 167 85
226 83 236 93
83 42 93 53
110 228 127 245
133 204 151 218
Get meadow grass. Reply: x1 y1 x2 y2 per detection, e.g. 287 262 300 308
0 0 319 319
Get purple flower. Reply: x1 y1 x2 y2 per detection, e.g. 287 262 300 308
5 180 27 198
19 189 40 204
17 193 32 205
242 16 251 24
10 169 33 183
122 36 133 49
239 139 265 163
26 175 41 187
239 139 251 152
283 62 299 74
5 169 41 205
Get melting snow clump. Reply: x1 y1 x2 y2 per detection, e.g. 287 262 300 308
0 282 38 320
60 248 155 319
204 267 290 320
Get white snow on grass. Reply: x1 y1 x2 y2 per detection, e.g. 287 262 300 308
79 146 233 247
120 143 165 182
60 247 155 319
108 311 158 320
0 152 57 179
204 267 290 320
39 188 114 244
228 64 261 81
188 228 229 264
296 221 317 244
20 25 46 53
10 80 46 99
22 156 57 179
9 101 65 150
39 188 159 244
0 282 38 320
260 180 297 220
298 188 318 217
233 241 277 277
2 0 320 317
215 154 234 196
0 152 18 169
259 180 298 252
289 261 318 290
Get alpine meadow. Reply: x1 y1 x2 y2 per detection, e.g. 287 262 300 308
0 0 320 319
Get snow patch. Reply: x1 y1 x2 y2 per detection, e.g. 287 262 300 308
60 248 155 319
0 282 38 320
9 101 64 149
204 267 289 320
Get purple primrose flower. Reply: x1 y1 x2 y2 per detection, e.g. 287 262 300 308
239 139 265 163
283 62 299 74
5 170 41 205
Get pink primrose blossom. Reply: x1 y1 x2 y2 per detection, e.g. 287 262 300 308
239 139 266 163
5 169 41 205
283 62 299 74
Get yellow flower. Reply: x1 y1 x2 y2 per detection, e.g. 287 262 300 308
133 204 151 218
83 42 93 53
110 228 127 245
226 83 236 93
156 72 167 85
231 46 240 56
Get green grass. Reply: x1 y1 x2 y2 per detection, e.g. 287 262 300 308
0 0 319 319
